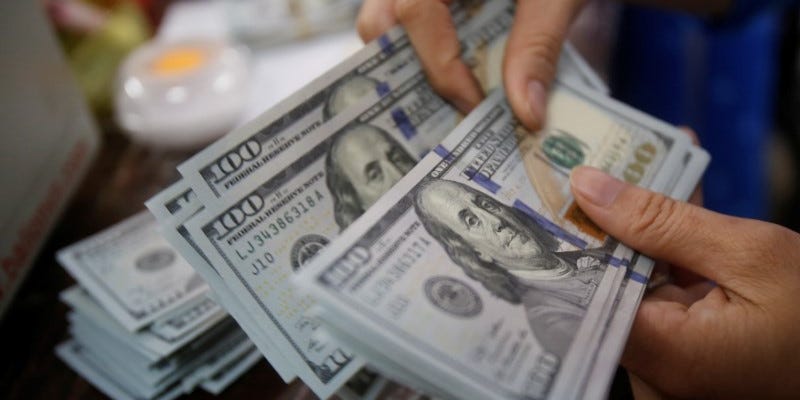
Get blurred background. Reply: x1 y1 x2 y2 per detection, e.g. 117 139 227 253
572 0 800 227
1 0 798 398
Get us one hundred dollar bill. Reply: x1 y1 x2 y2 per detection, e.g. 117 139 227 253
57 212 211 332
59 317 249 400
293 84 696 399
68 305 242 385
147 2 625 397
160 2 608 397
60 285 226 361
177 2 488 201
198 346 262 395
147 182 299 384
56 340 185 400
177 0 602 204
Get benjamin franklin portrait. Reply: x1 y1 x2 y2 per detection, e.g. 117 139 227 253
413 179 610 358
326 124 415 230
323 76 380 121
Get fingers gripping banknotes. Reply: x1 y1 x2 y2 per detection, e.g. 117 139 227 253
146 182 299 383
57 212 209 331
178 0 603 203
161 3 611 396
294 85 691 399
176 1 489 201
182 69 486 394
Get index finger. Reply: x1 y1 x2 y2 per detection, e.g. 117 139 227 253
503 0 584 130
395 0 484 113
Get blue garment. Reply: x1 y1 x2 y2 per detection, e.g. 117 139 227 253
727 0 798 22
611 0 798 219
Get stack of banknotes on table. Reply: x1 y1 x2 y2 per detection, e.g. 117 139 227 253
54 212 263 399
141 0 708 399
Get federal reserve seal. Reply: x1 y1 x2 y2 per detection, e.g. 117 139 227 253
135 248 175 272
290 234 330 271
424 276 483 318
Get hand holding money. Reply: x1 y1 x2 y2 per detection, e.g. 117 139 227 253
358 0 487 114
356 0 733 131
356 0 588 128
141 2 713 398
570 166 800 399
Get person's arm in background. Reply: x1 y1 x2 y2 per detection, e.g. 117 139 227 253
356 0 730 130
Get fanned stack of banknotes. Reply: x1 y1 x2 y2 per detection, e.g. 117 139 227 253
55 212 264 399
60 1 711 399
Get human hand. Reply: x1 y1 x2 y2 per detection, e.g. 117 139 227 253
569 166 800 398
356 0 586 130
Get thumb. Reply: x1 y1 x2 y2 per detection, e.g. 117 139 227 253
503 0 585 131
569 166 750 287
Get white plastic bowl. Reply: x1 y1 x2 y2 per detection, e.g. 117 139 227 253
115 39 250 149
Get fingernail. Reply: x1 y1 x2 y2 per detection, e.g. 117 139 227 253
527 80 547 129
570 167 626 207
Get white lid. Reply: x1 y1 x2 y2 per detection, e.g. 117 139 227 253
114 38 250 149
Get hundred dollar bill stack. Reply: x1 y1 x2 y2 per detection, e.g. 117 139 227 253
143 1 710 399
149 0 611 395
55 212 262 399
293 85 709 399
